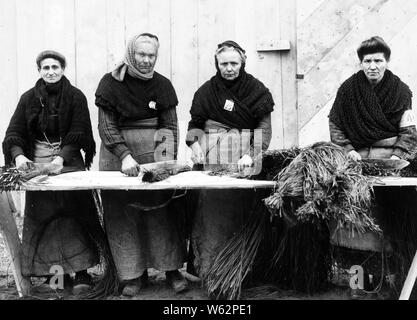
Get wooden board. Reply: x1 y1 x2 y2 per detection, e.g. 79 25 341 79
0 0 18 166
0 192 31 297
21 171 277 191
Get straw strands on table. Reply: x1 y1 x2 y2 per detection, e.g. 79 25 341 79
205 142 384 299
0 166 43 192
141 165 191 183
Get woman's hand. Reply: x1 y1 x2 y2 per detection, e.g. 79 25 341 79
49 156 64 175
348 150 362 161
190 142 205 164
238 154 253 171
121 154 140 176
15 155 34 171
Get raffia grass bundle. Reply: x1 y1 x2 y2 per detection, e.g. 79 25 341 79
264 142 380 234
142 165 191 183
205 142 382 299
205 198 269 300
0 166 44 192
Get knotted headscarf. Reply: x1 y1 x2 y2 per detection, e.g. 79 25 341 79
112 33 160 82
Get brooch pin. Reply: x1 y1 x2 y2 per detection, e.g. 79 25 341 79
149 101 157 110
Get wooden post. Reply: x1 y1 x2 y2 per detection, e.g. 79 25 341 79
279 0 298 148
399 250 417 300
0 192 31 297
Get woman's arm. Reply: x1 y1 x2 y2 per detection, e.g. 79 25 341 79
329 121 355 152
393 109 417 159
98 107 131 161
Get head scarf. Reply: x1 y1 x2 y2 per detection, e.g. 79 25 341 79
112 33 160 82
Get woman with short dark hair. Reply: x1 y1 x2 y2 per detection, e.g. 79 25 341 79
2 50 102 294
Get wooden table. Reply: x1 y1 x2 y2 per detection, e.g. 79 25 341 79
22 170 277 191
0 170 276 297
2 172 417 298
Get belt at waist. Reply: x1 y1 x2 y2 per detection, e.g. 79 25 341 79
118 117 158 130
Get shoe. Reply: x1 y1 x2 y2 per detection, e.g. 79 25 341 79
166 270 188 294
121 277 142 297
73 271 93 295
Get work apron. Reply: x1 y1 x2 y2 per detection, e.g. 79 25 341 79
99 117 186 280
189 120 258 278
22 140 100 276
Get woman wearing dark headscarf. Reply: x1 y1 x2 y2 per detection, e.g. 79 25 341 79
2 50 101 293
186 40 275 278
96 33 188 296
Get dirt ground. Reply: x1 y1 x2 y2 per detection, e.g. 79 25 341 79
0 212 400 301
0 263 397 301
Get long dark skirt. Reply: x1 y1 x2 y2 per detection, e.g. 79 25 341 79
101 190 186 280
99 124 186 281
21 190 101 276
190 189 254 278
21 141 101 277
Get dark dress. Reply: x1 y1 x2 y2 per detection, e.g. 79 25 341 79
96 72 186 281
186 71 274 278
2 76 101 276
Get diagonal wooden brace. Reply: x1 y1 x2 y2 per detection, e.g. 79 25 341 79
400 250 417 300
0 191 31 297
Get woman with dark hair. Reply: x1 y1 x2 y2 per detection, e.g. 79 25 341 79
186 40 275 278
329 36 417 160
328 36 417 296
2 50 102 294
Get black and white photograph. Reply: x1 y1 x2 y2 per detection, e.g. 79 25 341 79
1 0 417 310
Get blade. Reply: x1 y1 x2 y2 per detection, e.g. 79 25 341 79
361 158 410 170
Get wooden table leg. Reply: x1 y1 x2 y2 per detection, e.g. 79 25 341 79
399 250 417 300
0 192 31 297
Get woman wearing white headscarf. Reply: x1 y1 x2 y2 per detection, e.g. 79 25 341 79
95 33 188 296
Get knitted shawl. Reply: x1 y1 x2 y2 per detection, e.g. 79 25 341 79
329 70 412 149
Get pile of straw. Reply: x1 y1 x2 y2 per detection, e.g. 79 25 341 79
205 142 381 299
264 142 380 234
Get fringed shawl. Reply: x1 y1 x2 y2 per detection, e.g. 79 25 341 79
3 76 96 168
188 71 274 131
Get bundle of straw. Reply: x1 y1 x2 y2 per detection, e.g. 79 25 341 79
0 166 47 192
205 199 268 300
142 165 191 183
263 142 380 234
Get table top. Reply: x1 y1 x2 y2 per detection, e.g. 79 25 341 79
21 171 278 191
18 170 417 192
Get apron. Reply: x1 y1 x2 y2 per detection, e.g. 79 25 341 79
189 120 257 278
99 117 186 280
22 140 100 276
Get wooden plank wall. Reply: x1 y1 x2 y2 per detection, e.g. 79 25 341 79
0 0 297 168
298 0 417 147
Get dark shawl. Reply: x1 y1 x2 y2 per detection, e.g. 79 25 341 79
188 71 274 131
329 70 412 149
2 76 96 168
95 72 178 120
